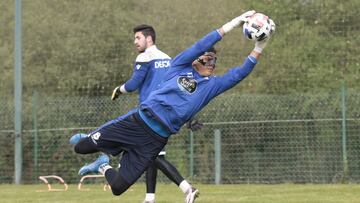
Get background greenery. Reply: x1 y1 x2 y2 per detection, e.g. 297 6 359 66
1 0 360 186
1 0 359 97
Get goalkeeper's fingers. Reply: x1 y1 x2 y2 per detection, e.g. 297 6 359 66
238 10 256 26
222 10 256 33
111 86 121 100
268 19 276 37
187 118 204 131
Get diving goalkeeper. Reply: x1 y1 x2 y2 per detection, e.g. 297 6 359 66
72 10 274 201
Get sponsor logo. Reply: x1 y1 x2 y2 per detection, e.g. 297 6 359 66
177 76 197 94
136 64 141 70
91 132 101 140
155 60 170 69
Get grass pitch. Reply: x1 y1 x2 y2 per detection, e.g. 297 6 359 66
2 183 360 203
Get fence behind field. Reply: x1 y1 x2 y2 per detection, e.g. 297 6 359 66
1 90 360 184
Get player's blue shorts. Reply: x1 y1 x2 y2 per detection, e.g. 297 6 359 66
88 110 168 184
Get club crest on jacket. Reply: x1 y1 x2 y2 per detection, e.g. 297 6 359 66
177 76 197 94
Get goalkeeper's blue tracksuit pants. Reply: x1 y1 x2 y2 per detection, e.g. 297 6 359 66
76 110 167 195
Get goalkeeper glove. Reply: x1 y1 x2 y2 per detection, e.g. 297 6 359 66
186 118 204 132
111 86 122 100
222 10 256 33
253 40 268 54
253 19 275 53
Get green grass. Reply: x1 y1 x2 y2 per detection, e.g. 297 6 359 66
2 183 360 203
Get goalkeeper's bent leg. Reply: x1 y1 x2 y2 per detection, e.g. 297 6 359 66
104 168 131 196
74 137 99 154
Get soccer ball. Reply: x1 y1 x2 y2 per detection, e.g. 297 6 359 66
243 13 275 41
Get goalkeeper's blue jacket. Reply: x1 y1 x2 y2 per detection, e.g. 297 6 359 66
140 30 258 135
124 45 171 103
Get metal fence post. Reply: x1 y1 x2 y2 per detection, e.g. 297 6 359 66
189 130 194 179
214 129 221 184
14 0 23 185
341 82 348 181
32 91 39 181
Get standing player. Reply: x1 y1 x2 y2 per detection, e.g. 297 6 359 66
72 10 274 202
70 24 198 203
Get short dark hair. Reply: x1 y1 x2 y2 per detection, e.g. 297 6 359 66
207 47 217 54
133 24 156 43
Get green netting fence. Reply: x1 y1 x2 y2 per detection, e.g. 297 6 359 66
1 90 360 184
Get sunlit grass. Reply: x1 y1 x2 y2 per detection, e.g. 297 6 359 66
2 183 360 203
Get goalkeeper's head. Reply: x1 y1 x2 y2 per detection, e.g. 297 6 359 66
133 24 156 53
192 47 217 77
